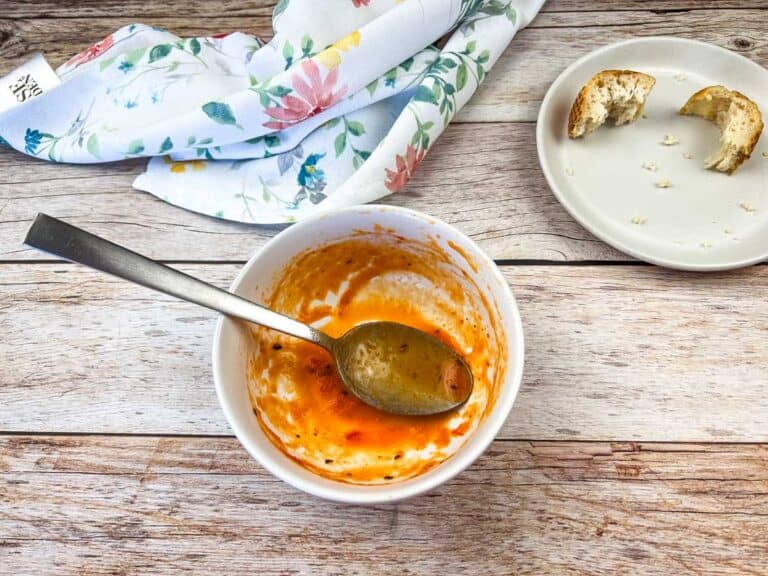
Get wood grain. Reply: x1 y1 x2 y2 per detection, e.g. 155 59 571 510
0 123 626 263
0 9 764 123
2 262 766 440
2 3 767 573
2 435 768 575
2 0 766 18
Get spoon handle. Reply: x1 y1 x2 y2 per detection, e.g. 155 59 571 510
24 213 333 350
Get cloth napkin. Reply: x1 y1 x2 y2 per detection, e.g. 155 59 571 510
0 0 543 224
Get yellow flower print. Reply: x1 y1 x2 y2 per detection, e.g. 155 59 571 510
315 30 361 70
163 156 207 173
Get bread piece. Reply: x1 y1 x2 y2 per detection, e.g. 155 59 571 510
679 85 764 174
568 70 656 138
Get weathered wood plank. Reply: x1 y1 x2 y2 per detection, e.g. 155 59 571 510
0 11 764 123
2 263 766 440
2 436 768 575
0 123 624 263
1 0 766 18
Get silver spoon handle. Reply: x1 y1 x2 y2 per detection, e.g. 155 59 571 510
24 213 333 349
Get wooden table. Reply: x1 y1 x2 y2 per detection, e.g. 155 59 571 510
2 2 767 574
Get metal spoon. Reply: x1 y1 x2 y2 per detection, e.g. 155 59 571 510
24 214 473 415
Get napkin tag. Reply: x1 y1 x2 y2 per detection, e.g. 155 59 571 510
0 53 60 113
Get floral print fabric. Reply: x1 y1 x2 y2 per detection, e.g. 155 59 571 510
0 0 543 223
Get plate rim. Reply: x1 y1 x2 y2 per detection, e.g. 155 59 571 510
536 36 768 271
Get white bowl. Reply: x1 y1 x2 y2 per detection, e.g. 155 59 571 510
212 205 524 503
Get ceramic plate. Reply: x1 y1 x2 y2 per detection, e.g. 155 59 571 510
537 37 768 270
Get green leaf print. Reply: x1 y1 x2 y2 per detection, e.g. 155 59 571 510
413 85 437 104
264 134 281 148
86 133 100 159
148 44 173 63
465 40 477 54
346 121 365 137
201 102 240 128
268 86 292 97
456 63 468 91
282 41 294 68
188 38 201 56
159 136 173 154
99 56 118 71
300 35 314 57
273 0 289 19
334 132 347 158
123 47 147 66
127 139 145 155
187 135 196 146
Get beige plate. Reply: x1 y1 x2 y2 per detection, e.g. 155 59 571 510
537 37 768 271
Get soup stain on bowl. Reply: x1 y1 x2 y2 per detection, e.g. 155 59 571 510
246 229 507 485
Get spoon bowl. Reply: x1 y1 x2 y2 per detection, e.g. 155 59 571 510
335 321 473 415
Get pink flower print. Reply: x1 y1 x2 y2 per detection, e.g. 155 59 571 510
352 0 371 6
385 145 426 192
65 35 115 68
264 60 348 130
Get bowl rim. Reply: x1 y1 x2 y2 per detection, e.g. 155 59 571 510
212 204 525 504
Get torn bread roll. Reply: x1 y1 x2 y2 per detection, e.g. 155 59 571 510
679 85 764 174
568 70 656 138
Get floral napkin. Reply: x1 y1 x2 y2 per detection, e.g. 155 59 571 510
0 0 543 223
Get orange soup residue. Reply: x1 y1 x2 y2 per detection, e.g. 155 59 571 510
247 232 507 484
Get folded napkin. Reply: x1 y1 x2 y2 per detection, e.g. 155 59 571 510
0 0 543 223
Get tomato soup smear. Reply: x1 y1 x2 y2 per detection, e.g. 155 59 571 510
247 233 506 484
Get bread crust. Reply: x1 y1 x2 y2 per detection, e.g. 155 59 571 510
567 70 656 138
679 85 763 174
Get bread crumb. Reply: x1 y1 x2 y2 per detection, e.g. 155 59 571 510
762 151 768 158
565 167 575 176
662 134 679 146
675 72 686 81
740 202 756 213
631 216 646 225
641 160 658 172
724 228 732 234
683 152 694 159
700 241 712 249
641 113 648 119
656 178 672 188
